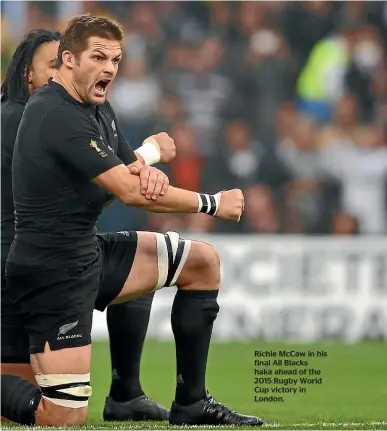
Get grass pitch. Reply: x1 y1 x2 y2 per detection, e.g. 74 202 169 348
3 340 386 430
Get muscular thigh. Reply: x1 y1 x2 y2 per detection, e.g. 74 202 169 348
96 231 146 310
110 231 215 305
108 231 159 304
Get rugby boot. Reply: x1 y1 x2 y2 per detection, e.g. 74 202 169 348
103 395 169 421
169 391 264 426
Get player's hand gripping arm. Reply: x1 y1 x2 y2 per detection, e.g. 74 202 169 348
93 165 244 222
118 129 175 199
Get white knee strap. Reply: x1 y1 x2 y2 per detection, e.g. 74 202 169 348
35 373 92 408
154 231 191 291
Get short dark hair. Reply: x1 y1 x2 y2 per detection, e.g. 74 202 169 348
1 29 61 103
55 14 124 68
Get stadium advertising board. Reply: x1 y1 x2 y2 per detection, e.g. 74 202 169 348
92 235 387 342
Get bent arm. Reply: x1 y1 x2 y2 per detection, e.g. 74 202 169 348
45 108 200 214
93 164 198 213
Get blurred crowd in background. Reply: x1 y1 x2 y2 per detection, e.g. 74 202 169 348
2 1 387 236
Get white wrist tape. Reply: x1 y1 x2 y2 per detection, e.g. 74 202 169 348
197 193 220 216
136 141 161 166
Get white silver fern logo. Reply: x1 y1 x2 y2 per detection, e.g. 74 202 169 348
58 321 79 336
111 120 117 137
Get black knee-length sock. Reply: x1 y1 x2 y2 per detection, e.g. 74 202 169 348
1 375 41 425
171 289 219 405
107 294 154 402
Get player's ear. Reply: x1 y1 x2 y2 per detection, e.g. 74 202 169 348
61 50 76 69
24 67 33 84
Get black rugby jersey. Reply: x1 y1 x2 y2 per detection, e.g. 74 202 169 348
1 99 25 267
7 80 136 274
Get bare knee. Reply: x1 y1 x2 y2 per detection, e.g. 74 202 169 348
178 241 221 289
30 345 91 427
36 400 87 426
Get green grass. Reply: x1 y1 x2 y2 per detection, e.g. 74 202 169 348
3 340 387 429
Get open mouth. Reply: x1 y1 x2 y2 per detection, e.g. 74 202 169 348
95 79 111 95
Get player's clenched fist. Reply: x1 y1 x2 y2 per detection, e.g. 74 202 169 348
139 132 176 164
152 132 176 163
216 189 245 222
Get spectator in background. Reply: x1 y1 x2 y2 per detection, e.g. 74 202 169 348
167 120 204 192
168 36 234 156
345 26 384 122
151 93 183 134
320 124 387 234
160 42 193 89
275 102 299 143
317 94 363 148
109 56 162 144
156 1 204 45
124 2 165 69
202 121 261 193
240 26 297 146
243 185 281 234
283 1 336 70
276 117 330 233
200 121 264 233
206 1 238 43
297 23 358 122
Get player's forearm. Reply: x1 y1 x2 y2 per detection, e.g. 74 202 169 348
94 165 218 216
127 183 199 214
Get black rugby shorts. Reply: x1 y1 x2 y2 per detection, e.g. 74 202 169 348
5 231 138 354
1 262 30 363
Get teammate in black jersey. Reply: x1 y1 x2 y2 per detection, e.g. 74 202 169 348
1 15 263 427
1 27 61 387
0 29 173 422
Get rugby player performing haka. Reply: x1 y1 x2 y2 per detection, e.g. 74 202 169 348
1 15 264 427
1 29 172 422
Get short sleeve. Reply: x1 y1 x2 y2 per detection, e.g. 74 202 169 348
116 121 136 165
44 104 124 180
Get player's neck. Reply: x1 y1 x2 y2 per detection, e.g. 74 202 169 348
53 70 85 104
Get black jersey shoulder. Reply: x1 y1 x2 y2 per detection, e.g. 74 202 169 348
23 80 98 139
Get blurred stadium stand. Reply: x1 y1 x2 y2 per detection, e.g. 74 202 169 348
2 0 387 236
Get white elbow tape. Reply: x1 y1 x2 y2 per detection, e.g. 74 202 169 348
136 141 161 166
35 373 92 408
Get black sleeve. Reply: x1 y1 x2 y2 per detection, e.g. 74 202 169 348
104 100 137 165
43 105 124 180
116 121 137 165
1 102 25 164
